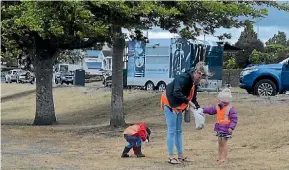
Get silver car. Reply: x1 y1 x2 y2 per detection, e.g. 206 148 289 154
55 71 74 85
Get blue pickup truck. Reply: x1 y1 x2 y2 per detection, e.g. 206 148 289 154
239 57 289 96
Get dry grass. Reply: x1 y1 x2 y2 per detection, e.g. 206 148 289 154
1 83 36 97
1 84 289 170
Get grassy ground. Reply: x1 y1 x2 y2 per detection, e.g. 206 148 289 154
1 84 289 170
1 83 36 98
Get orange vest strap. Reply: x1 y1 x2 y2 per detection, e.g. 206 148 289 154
123 125 140 135
160 85 195 112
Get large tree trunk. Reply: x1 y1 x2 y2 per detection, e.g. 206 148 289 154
110 27 126 127
33 51 58 125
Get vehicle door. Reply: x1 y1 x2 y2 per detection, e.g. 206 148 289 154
281 60 289 91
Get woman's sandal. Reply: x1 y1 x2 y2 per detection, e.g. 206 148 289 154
178 156 193 162
168 158 181 164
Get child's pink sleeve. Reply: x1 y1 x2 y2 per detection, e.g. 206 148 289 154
202 106 217 115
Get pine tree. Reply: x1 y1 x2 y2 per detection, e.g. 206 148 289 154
234 21 264 68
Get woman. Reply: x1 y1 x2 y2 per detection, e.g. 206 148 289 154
160 61 210 164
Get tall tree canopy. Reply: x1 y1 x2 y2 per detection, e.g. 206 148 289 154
250 31 289 65
234 21 265 68
1 1 289 126
266 31 288 46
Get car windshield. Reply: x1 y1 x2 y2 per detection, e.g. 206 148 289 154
279 58 289 64
61 72 73 76
19 71 27 75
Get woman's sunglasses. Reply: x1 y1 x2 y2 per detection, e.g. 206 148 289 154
197 71 206 78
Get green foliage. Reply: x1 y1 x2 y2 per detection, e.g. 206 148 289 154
239 20 258 40
265 44 287 53
265 31 287 46
235 40 265 67
249 44 289 65
249 49 273 64
2 1 289 57
234 21 265 68
223 53 233 63
248 31 289 65
225 57 238 69
56 50 85 65
1 1 110 58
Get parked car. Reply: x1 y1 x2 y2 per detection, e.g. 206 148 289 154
102 70 112 87
5 69 26 83
17 71 35 84
55 71 74 85
239 57 289 96
103 75 112 87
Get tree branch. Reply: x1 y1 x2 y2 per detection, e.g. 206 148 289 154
58 37 106 50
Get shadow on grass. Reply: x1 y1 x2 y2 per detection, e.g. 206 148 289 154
1 93 161 135
1 85 64 103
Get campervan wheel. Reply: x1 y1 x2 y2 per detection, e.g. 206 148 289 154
145 81 155 91
157 81 166 92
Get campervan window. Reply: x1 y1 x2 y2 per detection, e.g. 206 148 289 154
86 62 102 69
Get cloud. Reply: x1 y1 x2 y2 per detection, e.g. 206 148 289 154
123 25 289 45
122 28 177 39
122 5 289 45
122 27 243 44
200 28 243 44
257 6 289 28
201 25 289 44
255 26 289 43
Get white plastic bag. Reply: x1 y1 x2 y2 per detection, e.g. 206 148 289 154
192 108 205 130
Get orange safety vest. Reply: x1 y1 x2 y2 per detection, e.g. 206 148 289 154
123 124 140 135
160 85 195 112
216 104 232 125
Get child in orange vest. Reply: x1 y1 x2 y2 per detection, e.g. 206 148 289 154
201 88 238 163
121 122 151 158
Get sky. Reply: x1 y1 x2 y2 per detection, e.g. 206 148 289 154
122 5 289 45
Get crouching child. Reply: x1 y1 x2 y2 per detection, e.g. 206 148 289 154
121 122 151 158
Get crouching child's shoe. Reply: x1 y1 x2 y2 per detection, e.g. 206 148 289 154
135 146 145 157
121 146 131 158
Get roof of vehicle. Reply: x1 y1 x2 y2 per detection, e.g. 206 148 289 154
11 69 23 71
61 71 74 75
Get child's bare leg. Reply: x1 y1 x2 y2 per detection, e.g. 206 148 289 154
217 138 223 161
222 139 228 162
219 139 227 162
